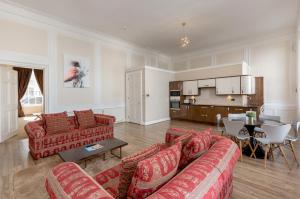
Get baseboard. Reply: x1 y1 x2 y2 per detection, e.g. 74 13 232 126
143 117 170 125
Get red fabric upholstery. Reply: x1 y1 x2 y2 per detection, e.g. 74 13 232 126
165 128 190 144
94 164 121 198
117 144 162 198
45 162 113 199
95 114 116 125
147 138 240 199
25 114 115 159
45 128 240 199
74 109 97 129
179 130 212 169
128 142 182 199
42 112 70 134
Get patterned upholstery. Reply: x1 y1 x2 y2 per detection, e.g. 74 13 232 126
95 114 116 125
74 109 97 129
165 128 190 144
128 142 182 199
179 131 212 169
25 114 115 159
42 112 70 134
45 129 240 199
147 138 240 199
172 133 193 145
45 162 114 199
94 164 121 198
117 144 162 198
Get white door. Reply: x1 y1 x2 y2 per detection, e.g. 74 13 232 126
126 70 143 124
0 66 18 143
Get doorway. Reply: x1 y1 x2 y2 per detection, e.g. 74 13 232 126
126 70 143 124
0 65 45 142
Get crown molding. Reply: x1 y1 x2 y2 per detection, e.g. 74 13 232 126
172 28 296 62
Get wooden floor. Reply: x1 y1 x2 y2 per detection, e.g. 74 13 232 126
0 120 300 199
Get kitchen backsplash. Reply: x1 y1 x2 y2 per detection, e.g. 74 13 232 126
185 88 248 106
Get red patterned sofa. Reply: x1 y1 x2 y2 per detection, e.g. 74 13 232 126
45 128 240 199
25 113 115 159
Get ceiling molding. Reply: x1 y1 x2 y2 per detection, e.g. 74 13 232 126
172 28 296 62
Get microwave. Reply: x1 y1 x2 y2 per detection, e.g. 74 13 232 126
170 90 180 96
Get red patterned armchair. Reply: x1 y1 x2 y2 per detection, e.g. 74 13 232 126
25 113 115 159
45 128 240 199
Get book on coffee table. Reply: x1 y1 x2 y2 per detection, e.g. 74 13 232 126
85 144 103 152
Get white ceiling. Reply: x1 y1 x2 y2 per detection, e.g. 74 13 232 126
2 0 299 56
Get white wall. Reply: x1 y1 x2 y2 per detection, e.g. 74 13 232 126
0 2 172 122
171 33 297 122
144 67 174 124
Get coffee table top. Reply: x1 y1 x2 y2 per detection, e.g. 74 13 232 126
58 138 128 163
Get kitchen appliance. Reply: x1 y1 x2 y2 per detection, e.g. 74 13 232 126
170 90 181 110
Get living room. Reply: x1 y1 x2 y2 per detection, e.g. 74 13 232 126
0 0 299 199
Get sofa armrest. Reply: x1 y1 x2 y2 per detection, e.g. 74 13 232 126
25 121 46 139
95 114 116 125
45 162 114 199
165 128 190 144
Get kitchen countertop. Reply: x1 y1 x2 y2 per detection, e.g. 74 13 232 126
181 103 260 108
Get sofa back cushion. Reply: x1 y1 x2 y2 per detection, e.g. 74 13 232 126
74 109 96 129
128 142 182 199
179 128 212 168
42 112 70 134
165 127 190 144
116 144 161 199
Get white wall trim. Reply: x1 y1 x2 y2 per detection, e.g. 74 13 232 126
174 61 248 73
142 117 170 125
145 65 175 73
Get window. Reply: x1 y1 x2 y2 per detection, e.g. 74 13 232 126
21 73 43 106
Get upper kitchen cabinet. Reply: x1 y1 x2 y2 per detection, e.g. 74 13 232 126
197 79 216 88
241 76 255 95
183 80 199 95
216 76 241 95
169 81 183 91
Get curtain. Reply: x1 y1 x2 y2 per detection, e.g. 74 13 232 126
34 69 43 94
13 67 33 117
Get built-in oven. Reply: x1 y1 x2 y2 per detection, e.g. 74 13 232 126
170 90 181 110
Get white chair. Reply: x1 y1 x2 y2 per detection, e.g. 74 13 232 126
251 124 291 169
254 114 281 135
228 113 246 121
223 118 255 161
285 122 299 166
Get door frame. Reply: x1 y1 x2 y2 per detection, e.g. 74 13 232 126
125 68 144 125
0 60 49 113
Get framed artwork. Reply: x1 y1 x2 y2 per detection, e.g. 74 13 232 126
63 55 90 88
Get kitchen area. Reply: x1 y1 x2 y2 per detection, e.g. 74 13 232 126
169 75 264 124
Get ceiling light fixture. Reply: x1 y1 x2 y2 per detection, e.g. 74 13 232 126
180 22 191 48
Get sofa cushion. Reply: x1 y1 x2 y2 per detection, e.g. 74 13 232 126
165 127 190 144
172 132 193 145
42 112 70 134
128 142 182 199
43 129 81 147
116 143 161 199
74 109 96 129
179 128 212 169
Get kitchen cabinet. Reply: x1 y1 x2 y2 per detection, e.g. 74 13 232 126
197 79 216 88
248 77 264 106
169 81 183 91
241 76 255 95
216 76 241 95
183 81 199 95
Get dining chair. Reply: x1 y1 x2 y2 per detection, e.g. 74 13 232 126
228 113 246 121
223 118 255 161
254 114 281 136
284 122 299 166
251 124 291 169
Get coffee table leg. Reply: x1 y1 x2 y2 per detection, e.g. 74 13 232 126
111 147 122 159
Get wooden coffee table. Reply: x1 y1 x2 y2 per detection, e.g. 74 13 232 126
58 138 128 167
